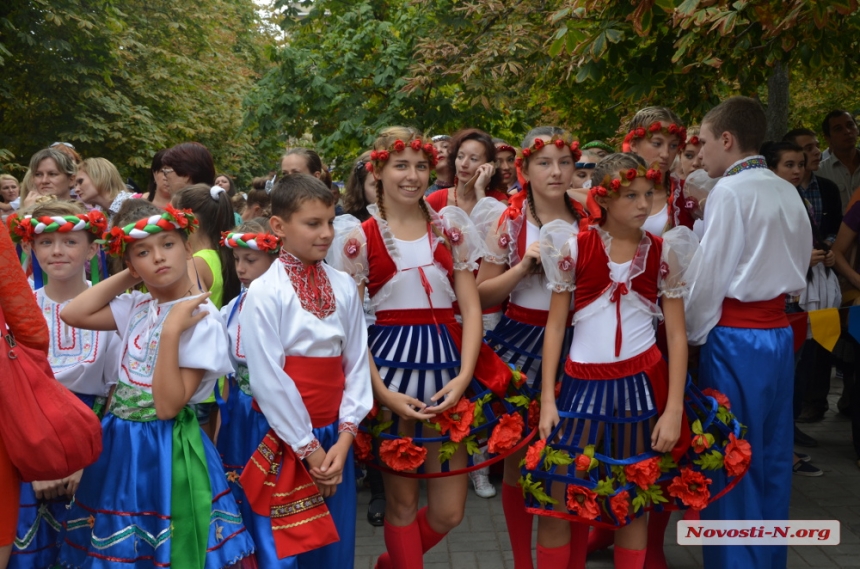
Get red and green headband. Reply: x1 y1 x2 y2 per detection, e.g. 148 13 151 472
367 138 439 172
7 211 108 244
220 231 280 254
100 205 197 257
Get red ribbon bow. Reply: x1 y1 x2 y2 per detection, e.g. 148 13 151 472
609 283 629 357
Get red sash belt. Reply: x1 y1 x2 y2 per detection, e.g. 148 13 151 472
373 309 511 398
506 303 573 328
717 297 788 329
239 355 344 559
564 345 690 462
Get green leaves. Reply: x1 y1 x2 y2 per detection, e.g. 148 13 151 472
520 474 558 506
439 440 459 463
693 449 725 471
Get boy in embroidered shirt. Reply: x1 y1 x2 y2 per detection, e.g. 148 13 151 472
239 174 372 569
685 96 812 569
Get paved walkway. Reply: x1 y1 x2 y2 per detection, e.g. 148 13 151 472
353 377 860 568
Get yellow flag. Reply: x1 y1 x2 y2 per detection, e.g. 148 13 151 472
809 308 840 352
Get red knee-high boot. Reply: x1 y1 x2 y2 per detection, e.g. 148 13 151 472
643 511 671 569
537 544 570 568
376 507 448 569
503 482 535 569
379 520 423 569
614 546 647 569
567 522 589 569
587 527 615 554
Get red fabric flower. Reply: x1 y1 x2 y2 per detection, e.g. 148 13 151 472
445 227 463 245
723 433 752 477
610 179 621 192
691 434 711 454
488 413 524 454
354 432 373 462
378 150 390 161
434 397 474 443
393 140 406 152
87 211 108 235
557 255 574 272
701 388 731 410
649 121 663 133
379 437 427 472
365 162 374 173
410 139 423 152
370 150 379 161
646 169 662 182
668 123 679 135
533 138 545 150
668 467 712 511
498 233 511 249
106 225 127 256
522 148 531 158
624 457 661 490
514 157 523 168
257 234 280 253
689 136 700 146
566 485 600 520
623 132 635 144
594 186 608 197
625 168 638 181
609 490 630 522
528 400 540 431
570 142 582 161
574 453 591 472
552 138 563 148
635 127 647 138
164 205 189 229
344 237 362 259
8 215 34 243
524 439 545 470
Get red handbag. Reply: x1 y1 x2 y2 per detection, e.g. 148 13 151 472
0 305 103 482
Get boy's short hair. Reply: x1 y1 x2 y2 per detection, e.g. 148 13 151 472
783 128 816 144
702 96 767 154
270 173 336 219
821 110 854 138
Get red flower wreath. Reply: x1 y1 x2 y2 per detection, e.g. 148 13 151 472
649 121 663 133
393 139 406 152
105 225 128 257
610 179 621 192
609 490 630 522
410 139 422 152
434 397 475 443
522 148 532 158
256 234 281 253
625 168 638 181
353 432 373 463
566 485 600 520
87 211 108 235
554 138 565 149
593 186 609 198
524 439 546 470
688 136 700 146
365 161 374 173
624 456 661 490
379 437 427 472
533 138 545 150
668 468 712 511
7 215 34 243
488 412 524 454
723 433 752 477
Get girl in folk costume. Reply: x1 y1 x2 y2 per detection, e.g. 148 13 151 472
471 127 586 569
215 220 281 556
237 175 373 568
526 154 750 569
58 200 255 569
425 128 509 216
6 201 119 569
328 127 531 569
676 127 704 181
623 107 693 236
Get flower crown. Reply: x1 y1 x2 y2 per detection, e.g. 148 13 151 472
687 135 700 146
220 231 280 254
515 135 582 168
100 205 198 257
367 138 439 172
6 211 108 244
590 164 663 198
495 142 517 155
623 121 688 149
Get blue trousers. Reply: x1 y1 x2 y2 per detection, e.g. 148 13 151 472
699 325 793 569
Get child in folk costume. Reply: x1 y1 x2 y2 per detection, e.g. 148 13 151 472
215 220 281 552
526 153 750 569
471 127 586 569
58 200 255 569
6 201 119 569
237 175 372 569
328 127 530 569
687 97 812 569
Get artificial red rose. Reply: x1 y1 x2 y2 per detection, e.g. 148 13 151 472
723 433 752 477
344 237 362 259
524 439 546 470
649 121 663 133
370 150 379 161
106 225 127 256
635 127 647 138
528 399 540 431
435 397 475 443
668 123 679 135
445 227 463 245
574 453 591 472
354 432 373 462
257 234 280 253
594 186 608 198
393 140 406 152
424 143 437 158
566 485 600 520
522 148 531 158
379 437 427 472
668 467 712 511
625 168 638 181
551 138 563 149
365 162 374 173
87 211 108 235
488 412 524 454
624 457 661 490
610 179 622 192
609 490 630 522
623 132 635 144
498 233 511 249
558 255 574 272
533 138 545 150
646 169 662 182
689 136 700 146
691 434 711 454
701 388 731 410
410 139 423 152
378 150 390 161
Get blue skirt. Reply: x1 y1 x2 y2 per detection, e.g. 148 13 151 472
57 412 255 569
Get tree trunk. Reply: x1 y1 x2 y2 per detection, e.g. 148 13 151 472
766 61 790 142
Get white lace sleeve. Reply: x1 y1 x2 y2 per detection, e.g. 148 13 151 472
437 205 486 272
539 219 578 293
328 214 369 286
471 197 508 244
659 226 699 299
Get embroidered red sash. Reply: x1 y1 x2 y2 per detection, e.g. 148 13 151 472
239 356 345 559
